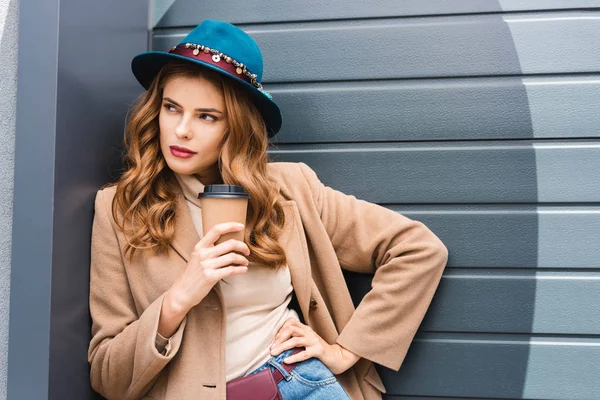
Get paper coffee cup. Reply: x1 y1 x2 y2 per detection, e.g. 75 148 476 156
198 184 250 245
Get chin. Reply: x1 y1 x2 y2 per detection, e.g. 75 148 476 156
164 158 198 175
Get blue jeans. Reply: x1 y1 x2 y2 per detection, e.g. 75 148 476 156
246 348 351 400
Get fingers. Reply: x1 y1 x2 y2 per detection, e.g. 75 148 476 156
206 252 249 270
191 223 250 269
269 318 330 366
282 349 313 365
272 318 304 348
271 318 315 356
206 238 250 259
271 336 305 356
198 222 245 248
213 265 249 281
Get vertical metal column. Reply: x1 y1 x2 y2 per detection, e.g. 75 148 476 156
8 0 149 398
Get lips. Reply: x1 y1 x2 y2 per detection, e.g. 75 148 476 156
170 145 197 159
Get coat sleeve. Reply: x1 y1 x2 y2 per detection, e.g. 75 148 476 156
88 189 187 400
297 162 448 371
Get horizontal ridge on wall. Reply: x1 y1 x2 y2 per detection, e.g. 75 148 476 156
153 12 600 81
377 332 600 399
153 0 600 27
268 140 600 204
267 75 600 143
389 205 600 269
345 269 600 335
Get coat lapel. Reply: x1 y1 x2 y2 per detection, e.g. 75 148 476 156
279 200 312 320
170 193 200 263
169 195 312 320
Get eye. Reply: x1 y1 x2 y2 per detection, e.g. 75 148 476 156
163 104 177 113
199 113 218 122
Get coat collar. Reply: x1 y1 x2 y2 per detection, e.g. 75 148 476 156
169 191 200 263
169 189 312 320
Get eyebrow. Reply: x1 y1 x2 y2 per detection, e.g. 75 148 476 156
163 97 223 114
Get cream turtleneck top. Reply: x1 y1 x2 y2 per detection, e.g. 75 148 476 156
172 173 299 381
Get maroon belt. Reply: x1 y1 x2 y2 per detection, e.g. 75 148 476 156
226 348 303 400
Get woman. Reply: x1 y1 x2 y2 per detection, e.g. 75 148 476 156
88 19 448 400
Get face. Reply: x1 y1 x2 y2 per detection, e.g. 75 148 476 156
159 75 227 184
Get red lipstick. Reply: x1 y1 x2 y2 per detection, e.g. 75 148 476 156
170 145 197 159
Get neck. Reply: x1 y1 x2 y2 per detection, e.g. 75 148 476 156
195 164 222 186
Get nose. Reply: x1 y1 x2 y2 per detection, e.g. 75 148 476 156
174 115 192 139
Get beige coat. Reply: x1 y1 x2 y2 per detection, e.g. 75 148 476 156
88 162 448 400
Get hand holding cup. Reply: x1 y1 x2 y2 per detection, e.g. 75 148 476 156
166 184 251 313
167 222 250 313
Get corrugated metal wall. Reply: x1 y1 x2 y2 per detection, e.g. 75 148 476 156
152 2 600 399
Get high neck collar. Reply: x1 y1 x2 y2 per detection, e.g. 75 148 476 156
174 173 205 208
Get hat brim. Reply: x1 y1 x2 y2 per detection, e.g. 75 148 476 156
131 51 282 137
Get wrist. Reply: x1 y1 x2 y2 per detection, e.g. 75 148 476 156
336 343 360 366
325 343 360 374
164 287 191 318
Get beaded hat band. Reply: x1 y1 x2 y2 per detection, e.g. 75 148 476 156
169 43 266 93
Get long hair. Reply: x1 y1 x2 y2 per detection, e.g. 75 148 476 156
111 60 287 269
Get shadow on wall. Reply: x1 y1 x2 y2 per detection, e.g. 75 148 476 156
41 0 147 398
49 67 125 400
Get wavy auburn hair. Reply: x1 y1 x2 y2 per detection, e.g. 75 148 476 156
111 60 287 268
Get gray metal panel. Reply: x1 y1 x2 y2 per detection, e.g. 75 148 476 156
345 270 600 334
524 76 600 139
270 77 533 143
8 0 148 399
153 0 600 27
270 142 600 204
377 334 600 399
8 0 60 397
49 1 148 398
398 206 600 268
153 13 600 81
507 13 600 75
269 76 600 143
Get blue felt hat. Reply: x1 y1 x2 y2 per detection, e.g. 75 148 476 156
131 20 282 137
